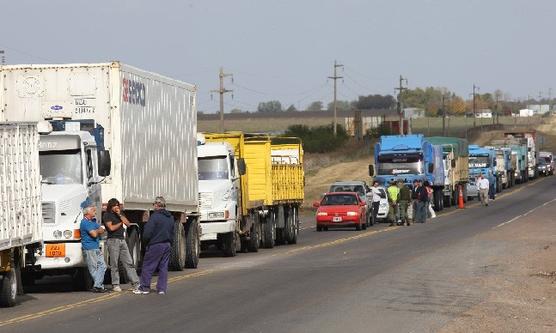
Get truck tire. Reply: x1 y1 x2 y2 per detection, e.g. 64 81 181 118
185 219 200 269
247 213 261 252
73 267 93 291
433 190 443 212
275 206 286 245
261 211 276 249
120 227 141 283
0 264 18 307
169 221 186 271
285 206 298 244
222 232 237 257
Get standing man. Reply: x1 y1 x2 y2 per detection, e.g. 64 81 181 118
412 180 428 223
369 180 382 226
478 174 490 206
397 180 411 226
134 196 174 295
80 205 108 293
104 198 140 292
387 180 400 226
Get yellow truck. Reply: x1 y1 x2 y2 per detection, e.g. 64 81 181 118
198 132 304 255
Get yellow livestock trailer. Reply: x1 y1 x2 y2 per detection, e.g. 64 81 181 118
202 132 304 249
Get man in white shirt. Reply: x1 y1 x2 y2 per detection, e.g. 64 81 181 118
369 181 382 225
477 174 490 206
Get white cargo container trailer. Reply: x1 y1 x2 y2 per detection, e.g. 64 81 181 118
0 122 42 307
0 62 200 277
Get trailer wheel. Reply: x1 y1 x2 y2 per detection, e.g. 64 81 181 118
73 267 93 291
261 211 276 249
285 206 298 244
247 213 261 252
169 221 186 271
222 232 237 257
185 219 200 269
0 263 18 307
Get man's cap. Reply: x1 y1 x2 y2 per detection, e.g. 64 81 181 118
154 196 166 207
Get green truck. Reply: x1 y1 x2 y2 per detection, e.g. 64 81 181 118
427 137 470 206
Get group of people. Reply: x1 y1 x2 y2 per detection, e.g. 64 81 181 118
369 179 437 226
79 196 175 295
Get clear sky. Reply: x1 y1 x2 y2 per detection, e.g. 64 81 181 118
1 0 554 113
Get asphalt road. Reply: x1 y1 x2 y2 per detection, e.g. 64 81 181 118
2 176 555 333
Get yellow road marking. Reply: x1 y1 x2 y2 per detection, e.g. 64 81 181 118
1 177 547 328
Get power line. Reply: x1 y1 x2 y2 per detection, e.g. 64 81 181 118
0 44 54 63
232 82 268 95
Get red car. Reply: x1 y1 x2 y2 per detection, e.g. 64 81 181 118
314 192 367 231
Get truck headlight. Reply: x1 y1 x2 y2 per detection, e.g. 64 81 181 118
347 211 358 216
222 190 232 201
63 230 72 239
317 212 328 216
53 230 62 239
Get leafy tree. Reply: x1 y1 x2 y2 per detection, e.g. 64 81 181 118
285 124 349 153
285 104 298 112
230 108 243 114
326 100 351 112
257 100 283 113
306 101 324 112
449 96 466 115
352 94 395 109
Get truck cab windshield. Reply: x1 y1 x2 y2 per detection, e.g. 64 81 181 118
198 156 229 180
469 156 490 168
377 153 423 175
40 150 83 185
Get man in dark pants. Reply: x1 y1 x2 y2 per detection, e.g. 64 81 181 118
134 196 174 295
369 180 382 225
412 180 428 223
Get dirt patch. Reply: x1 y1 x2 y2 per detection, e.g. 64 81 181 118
439 207 556 333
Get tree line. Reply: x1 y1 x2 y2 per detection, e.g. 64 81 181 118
251 87 554 116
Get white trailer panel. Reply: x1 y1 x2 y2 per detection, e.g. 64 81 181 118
0 62 198 212
0 123 42 251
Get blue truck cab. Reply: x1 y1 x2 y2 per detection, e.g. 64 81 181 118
468 145 497 199
369 134 446 210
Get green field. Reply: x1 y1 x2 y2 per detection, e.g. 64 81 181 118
199 115 544 136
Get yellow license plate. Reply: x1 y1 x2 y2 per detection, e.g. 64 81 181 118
46 244 66 257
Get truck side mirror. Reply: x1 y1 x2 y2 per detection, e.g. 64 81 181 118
451 160 456 168
368 164 375 177
238 158 246 176
98 150 111 177
493 160 497 166
428 163 434 173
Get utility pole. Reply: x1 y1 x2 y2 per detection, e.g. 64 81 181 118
472 84 479 128
441 94 448 136
494 93 500 125
328 60 343 136
395 75 408 135
0 50 5 66
211 67 233 133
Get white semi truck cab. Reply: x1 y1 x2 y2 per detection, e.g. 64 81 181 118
197 136 243 256
32 121 110 287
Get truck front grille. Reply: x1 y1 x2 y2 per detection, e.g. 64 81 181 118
42 202 55 224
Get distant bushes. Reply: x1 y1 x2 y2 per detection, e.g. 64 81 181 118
285 124 349 153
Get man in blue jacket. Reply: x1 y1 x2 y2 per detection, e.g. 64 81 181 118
134 196 174 295
80 205 108 293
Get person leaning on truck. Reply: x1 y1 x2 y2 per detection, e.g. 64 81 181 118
104 198 140 292
397 180 411 226
134 196 174 295
80 205 108 293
